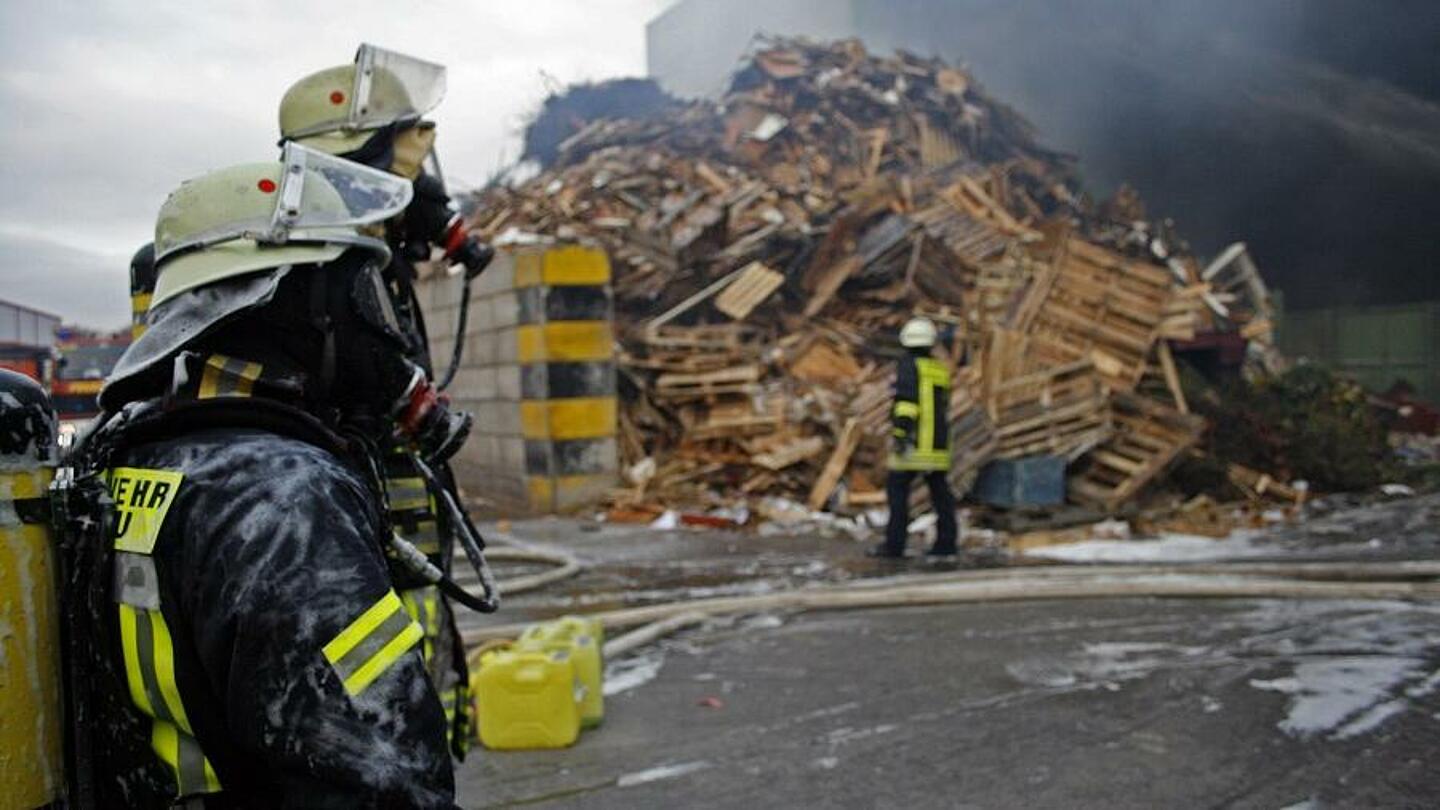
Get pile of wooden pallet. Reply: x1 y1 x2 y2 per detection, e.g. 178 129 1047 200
468 36 1281 520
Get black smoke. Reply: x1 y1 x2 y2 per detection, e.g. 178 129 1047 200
845 0 1440 309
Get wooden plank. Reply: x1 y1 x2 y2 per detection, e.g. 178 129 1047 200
715 261 785 320
808 418 861 511
803 255 862 318
752 436 825 471
1156 341 1188 414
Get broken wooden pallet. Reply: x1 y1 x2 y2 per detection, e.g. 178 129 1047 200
987 358 1112 461
1011 235 1174 392
654 364 764 400
1068 393 1204 511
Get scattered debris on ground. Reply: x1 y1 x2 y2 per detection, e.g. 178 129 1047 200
468 35 1427 539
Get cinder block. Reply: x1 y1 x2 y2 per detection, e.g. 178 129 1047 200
465 331 496 367
437 274 470 309
493 328 519 366
462 297 492 336
414 278 437 312
431 336 455 368
495 364 522 401
500 436 526 468
423 304 454 340
492 401 522 436
473 251 515 296
491 291 520 329
455 366 497 402
472 401 503 435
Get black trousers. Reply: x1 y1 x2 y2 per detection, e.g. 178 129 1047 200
884 469 958 555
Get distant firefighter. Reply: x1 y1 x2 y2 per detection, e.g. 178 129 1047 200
872 317 958 559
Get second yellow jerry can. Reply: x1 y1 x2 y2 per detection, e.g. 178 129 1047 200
474 645 581 750
518 615 605 727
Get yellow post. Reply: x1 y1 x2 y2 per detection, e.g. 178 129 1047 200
0 368 65 806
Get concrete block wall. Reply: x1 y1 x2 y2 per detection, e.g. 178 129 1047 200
418 245 617 514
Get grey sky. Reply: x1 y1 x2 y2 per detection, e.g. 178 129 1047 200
0 0 673 329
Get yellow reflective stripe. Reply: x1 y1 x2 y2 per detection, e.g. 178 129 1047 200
324 590 423 695
344 622 423 696
152 720 221 796
203 755 221 792
401 588 437 664
386 476 425 491
918 379 934 451
400 520 441 555
152 721 178 782
893 401 919 419
324 591 402 664
149 610 192 732
198 355 263 399
119 604 153 716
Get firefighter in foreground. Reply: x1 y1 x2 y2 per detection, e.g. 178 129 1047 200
67 146 464 807
277 44 491 750
872 317 959 558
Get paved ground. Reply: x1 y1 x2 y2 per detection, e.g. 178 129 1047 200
453 493 1440 808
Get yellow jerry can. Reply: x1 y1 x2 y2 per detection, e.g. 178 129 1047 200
518 615 605 728
474 644 581 750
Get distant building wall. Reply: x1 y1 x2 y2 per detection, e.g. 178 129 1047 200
0 299 60 382
418 246 618 515
1278 301 1440 403
0 299 60 350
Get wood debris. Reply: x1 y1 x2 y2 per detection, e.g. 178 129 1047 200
469 36 1293 522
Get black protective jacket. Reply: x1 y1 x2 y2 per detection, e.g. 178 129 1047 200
82 412 455 808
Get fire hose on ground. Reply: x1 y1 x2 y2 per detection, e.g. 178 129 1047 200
466 552 1440 670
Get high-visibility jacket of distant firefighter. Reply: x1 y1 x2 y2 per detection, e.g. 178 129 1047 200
77 410 455 808
888 353 952 472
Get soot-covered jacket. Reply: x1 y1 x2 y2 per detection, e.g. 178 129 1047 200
92 423 455 808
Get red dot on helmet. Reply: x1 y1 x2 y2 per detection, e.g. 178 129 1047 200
330 90 345 105
257 179 277 193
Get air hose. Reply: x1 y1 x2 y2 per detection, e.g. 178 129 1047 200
410 454 501 613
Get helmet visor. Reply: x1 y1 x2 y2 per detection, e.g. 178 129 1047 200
155 144 412 263
350 44 447 132
275 141 414 231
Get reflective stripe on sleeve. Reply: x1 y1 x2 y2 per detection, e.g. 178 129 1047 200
893 401 919 419
323 590 424 695
153 720 222 795
119 602 222 796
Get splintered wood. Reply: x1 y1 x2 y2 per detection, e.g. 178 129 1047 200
1068 393 1205 511
468 35 1286 520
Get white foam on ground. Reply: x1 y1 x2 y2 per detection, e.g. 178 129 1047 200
1024 532 1271 563
616 760 711 787
604 652 665 696
1250 656 1427 738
